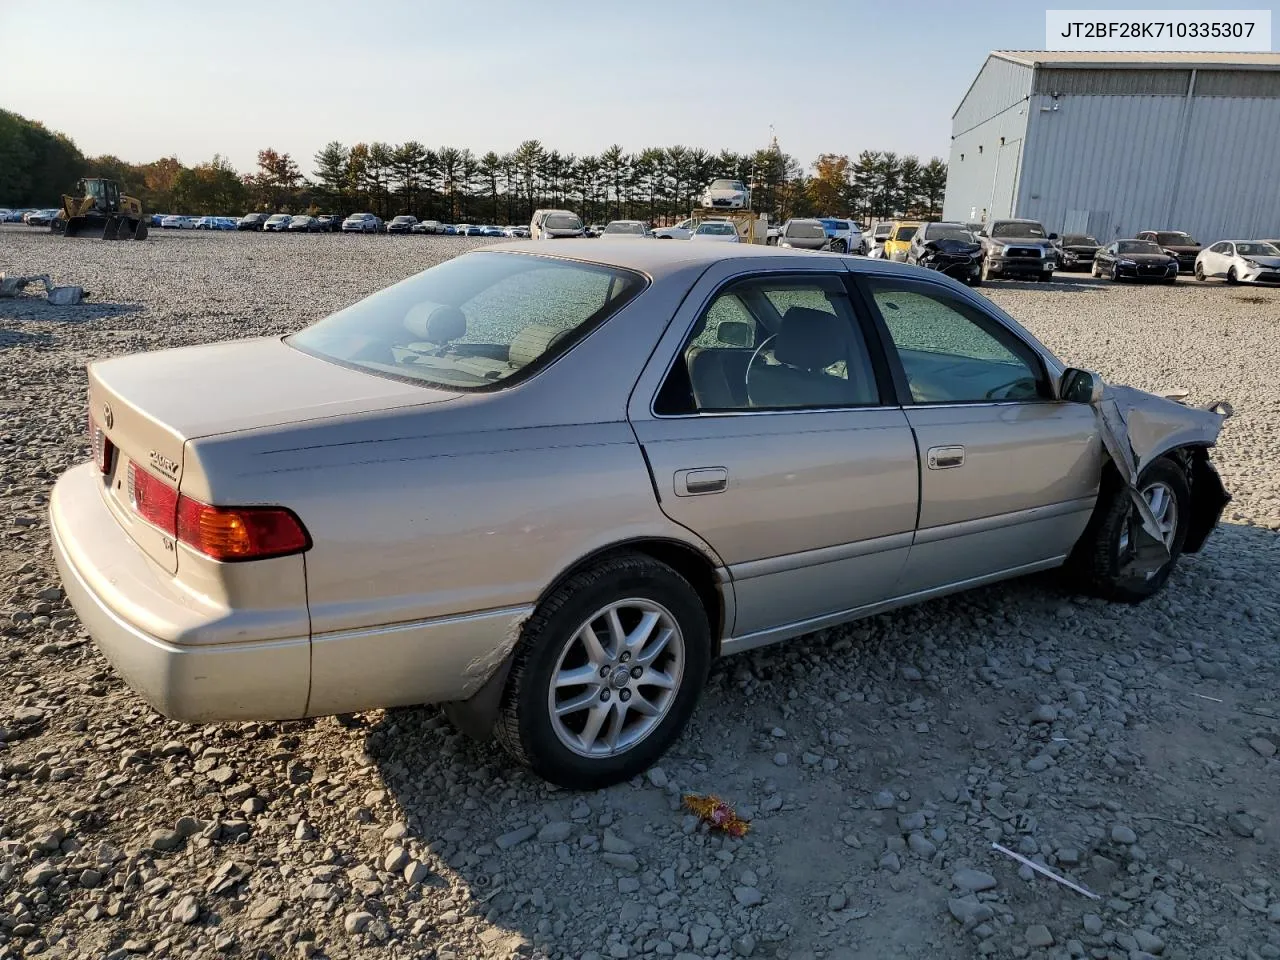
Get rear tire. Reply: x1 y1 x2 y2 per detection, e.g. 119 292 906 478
1067 457 1190 604
494 553 710 789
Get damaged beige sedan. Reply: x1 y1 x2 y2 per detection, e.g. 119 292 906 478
51 242 1232 788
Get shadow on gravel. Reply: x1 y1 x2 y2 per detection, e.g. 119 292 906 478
0 300 143 324
0 328 55 349
359 517 1277 957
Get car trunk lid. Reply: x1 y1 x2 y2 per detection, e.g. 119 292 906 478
88 336 457 573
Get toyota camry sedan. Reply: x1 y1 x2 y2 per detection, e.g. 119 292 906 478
1194 240 1280 284
52 243 1231 789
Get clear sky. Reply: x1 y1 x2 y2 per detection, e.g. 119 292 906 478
0 0 1261 175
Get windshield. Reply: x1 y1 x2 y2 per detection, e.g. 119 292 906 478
1237 242 1280 256
267 215 289 221
697 223 736 235
393 216 414 223
1155 232 1194 245
545 214 582 231
349 213 372 220
892 225 918 241
874 224 892 239
786 221 825 239
1117 241 1163 255
924 224 972 241
1063 234 1098 245
991 221 1046 238
710 180 743 191
290 252 645 391
604 222 644 234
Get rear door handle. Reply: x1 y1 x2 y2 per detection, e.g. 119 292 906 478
674 467 728 496
927 445 965 470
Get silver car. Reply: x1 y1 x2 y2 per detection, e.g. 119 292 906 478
51 244 1231 789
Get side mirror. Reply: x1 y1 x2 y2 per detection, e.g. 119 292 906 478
1049 232 1059 240
1059 367 1105 404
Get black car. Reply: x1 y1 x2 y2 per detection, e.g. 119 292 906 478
1092 240 1179 283
1056 233 1101 271
1137 230 1201 273
386 215 419 234
315 214 343 232
237 213 269 231
905 222 983 285
285 215 323 233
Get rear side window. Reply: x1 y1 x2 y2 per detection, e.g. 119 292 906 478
289 252 645 391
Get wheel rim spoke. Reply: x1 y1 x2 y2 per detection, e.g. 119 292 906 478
606 701 629 751
625 610 662 654
605 608 627 657
555 664 600 689
555 687 600 716
637 666 676 690
577 623 609 666
577 702 611 752
629 692 661 717
635 626 673 666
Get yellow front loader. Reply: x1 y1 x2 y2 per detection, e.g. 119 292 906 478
52 178 148 240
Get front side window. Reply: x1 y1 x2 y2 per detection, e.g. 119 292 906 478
865 278 1044 404
290 252 644 391
656 275 880 414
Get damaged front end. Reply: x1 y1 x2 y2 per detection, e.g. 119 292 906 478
1093 380 1232 567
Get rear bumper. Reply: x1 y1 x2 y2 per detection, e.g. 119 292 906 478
50 464 311 722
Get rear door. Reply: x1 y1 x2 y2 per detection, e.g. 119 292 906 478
853 273 1100 596
628 260 919 645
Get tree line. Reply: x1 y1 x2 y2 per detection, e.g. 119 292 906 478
0 108 948 225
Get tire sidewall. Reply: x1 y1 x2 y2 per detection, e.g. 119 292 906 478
512 560 710 789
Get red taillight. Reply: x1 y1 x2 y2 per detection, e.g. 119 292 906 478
127 462 309 562
127 462 178 533
89 414 114 475
176 499 310 562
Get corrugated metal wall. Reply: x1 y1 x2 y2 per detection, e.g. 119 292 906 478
1015 85 1280 241
943 57 1033 223
953 56 1033 133
1196 70 1280 97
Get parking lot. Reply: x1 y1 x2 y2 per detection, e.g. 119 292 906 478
2 225 1279 960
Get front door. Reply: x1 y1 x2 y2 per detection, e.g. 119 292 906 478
629 264 920 646
855 275 1101 596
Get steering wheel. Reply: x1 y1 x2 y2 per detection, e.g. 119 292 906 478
743 334 777 405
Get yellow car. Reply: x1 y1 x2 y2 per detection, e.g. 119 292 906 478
883 221 922 262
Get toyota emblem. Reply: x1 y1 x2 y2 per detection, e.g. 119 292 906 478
102 402 113 430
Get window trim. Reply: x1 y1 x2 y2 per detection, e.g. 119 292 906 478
649 270 897 418
850 274 1055 408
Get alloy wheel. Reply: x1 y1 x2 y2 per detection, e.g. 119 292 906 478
547 599 685 758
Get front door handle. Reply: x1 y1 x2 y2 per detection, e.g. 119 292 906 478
674 467 728 496
927 445 965 470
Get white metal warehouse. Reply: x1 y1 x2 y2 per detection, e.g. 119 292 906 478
942 51 1280 242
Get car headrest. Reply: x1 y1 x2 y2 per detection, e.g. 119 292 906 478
403 302 466 343
774 307 848 372
716 320 752 347
509 323 571 367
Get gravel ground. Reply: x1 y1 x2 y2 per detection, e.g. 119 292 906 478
2 226 1279 960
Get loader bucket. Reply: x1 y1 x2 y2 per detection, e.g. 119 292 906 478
101 216 120 240
133 219 149 241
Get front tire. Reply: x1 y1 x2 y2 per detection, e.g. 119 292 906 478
1068 457 1190 604
1227 267 1239 285
1194 263 1206 282
495 553 710 789
981 258 994 282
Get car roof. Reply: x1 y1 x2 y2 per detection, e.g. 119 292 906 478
480 239 855 277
